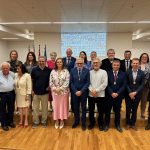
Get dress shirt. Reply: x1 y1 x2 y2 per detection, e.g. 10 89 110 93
89 69 108 97
132 69 138 83
66 57 71 65
0 71 15 92
113 70 118 75
113 70 118 81
125 60 130 71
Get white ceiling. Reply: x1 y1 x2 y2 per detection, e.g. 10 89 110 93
0 0 150 41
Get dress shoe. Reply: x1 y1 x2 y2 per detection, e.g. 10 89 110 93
81 125 86 131
18 122 23 127
99 126 104 131
42 122 47 128
59 121 64 129
32 123 38 129
24 124 28 128
88 124 94 130
2 126 9 131
104 126 109 132
145 124 150 130
55 121 59 129
72 123 79 128
8 123 16 128
131 126 138 131
116 126 123 133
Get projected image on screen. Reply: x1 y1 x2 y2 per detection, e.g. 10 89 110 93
61 33 106 57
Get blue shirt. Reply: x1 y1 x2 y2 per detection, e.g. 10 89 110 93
0 71 15 92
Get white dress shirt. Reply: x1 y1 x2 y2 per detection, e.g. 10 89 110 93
89 69 108 97
0 71 15 92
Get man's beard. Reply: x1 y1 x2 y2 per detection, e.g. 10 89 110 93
109 57 114 61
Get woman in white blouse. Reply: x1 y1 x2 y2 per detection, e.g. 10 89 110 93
50 58 70 129
15 64 32 127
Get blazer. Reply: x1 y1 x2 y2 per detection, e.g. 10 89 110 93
70 67 90 95
107 70 126 98
14 73 32 95
120 59 132 72
101 58 121 72
126 69 144 94
63 57 76 72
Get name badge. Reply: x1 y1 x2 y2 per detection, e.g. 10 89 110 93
114 82 116 85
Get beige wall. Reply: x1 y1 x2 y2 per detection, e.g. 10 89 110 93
0 33 150 64
132 41 150 58
106 33 132 59
7 41 34 63
34 33 61 59
0 40 9 63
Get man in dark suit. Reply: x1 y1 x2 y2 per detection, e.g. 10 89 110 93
63 48 76 72
126 58 144 131
105 60 126 132
70 58 90 131
120 50 132 72
63 48 76 112
88 51 97 70
101 49 121 72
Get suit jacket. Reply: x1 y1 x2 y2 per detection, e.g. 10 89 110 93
63 57 76 72
126 69 144 94
101 58 121 72
120 59 132 72
14 73 32 95
70 67 90 96
107 70 126 98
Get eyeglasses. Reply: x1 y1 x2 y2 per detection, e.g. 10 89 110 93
76 63 83 65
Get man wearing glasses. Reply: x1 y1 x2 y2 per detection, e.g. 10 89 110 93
70 58 90 131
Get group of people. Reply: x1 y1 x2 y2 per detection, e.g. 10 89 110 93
0 48 150 133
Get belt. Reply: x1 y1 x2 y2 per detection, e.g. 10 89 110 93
0 90 14 94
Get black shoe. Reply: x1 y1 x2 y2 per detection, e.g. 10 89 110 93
2 126 9 131
116 126 123 133
81 125 86 131
72 123 79 128
88 124 94 130
42 122 47 128
104 126 109 132
8 123 16 128
145 124 150 130
126 125 130 130
99 125 104 131
32 123 38 129
131 125 138 131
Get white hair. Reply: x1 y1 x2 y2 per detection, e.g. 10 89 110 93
91 57 102 68
1 62 10 70
76 57 84 63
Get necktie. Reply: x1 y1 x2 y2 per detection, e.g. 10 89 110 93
126 60 129 70
78 69 81 80
114 71 117 84
67 58 70 65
